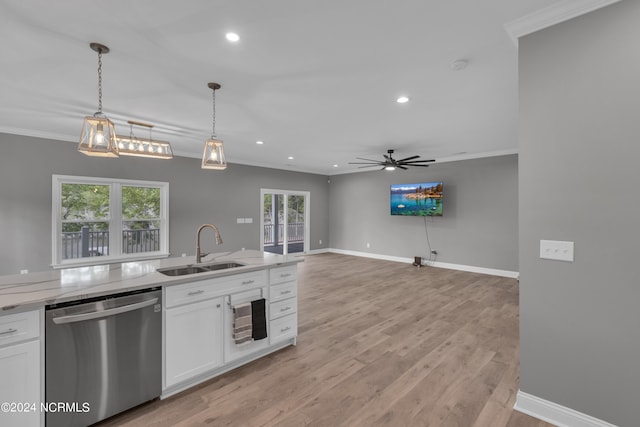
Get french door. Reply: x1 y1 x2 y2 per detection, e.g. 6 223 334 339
260 189 309 255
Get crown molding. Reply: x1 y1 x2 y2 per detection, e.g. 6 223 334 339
505 0 622 45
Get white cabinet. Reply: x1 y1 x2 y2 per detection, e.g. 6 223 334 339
0 310 42 427
268 265 298 344
223 287 269 363
162 264 298 397
165 296 223 388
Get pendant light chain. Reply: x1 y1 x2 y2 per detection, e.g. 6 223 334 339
97 49 103 113
211 88 217 138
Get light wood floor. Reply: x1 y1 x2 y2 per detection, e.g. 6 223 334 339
99 253 553 427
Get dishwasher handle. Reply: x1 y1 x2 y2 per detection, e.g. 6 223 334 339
52 297 159 325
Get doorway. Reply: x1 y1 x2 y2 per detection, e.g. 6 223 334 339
260 189 309 255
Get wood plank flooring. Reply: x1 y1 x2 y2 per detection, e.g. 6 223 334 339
99 253 553 427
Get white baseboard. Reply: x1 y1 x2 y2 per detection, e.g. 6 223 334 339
321 248 519 279
515 390 618 427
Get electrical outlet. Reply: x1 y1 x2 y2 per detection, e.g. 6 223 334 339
366 242 370 249
319 239 322 245
20 269 29 274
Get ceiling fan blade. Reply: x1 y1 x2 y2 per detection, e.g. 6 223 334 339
383 154 393 162
349 161 383 165
397 155 420 162
355 157 383 162
406 164 430 167
397 165 408 170
401 159 435 164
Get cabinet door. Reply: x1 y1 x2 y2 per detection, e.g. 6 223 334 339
165 297 223 388
0 340 41 427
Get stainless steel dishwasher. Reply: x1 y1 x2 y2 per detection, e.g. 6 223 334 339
45 287 162 427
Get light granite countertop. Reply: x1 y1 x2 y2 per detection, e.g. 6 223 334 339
0 250 303 312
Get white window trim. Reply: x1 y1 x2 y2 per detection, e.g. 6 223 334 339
52 174 170 268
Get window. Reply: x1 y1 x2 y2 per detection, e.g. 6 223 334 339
52 175 169 267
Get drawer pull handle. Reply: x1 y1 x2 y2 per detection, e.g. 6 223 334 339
242 280 254 285
188 290 204 296
280 273 291 278
280 290 292 295
280 326 291 332
0 328 17 336
280 307 291 312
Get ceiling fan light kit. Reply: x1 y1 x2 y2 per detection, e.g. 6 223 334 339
349 149 435 171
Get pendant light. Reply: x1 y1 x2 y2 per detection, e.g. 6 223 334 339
78 43 119 157
116 120 174 159
201 82 227 170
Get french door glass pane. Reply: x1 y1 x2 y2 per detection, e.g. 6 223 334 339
287 195 304 254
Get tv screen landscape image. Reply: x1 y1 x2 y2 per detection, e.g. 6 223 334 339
390 181 443 216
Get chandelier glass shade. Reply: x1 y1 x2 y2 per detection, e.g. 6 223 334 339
201 82 227 170
78 43 119 158
117 120 173 159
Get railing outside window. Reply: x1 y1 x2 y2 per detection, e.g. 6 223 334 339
62 227 160 260
263 222 304 245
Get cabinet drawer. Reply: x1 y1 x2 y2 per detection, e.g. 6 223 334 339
269 265 297 285
269 297 297 320
165 280 218 308
0 310 40 347
269 314 297 343
165 271 266 308
217 270 265 290
270 281 297 303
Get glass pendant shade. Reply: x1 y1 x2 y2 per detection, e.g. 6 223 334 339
202 138 227 170
117 135 174 159
116 120 173 159
78 113 119 157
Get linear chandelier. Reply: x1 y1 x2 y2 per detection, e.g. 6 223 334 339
201 82 227 170
116 120 174 159
78 43 119 157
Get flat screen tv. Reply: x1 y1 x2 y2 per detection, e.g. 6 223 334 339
390 181 443 216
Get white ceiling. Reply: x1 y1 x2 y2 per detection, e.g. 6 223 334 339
0 0 562 175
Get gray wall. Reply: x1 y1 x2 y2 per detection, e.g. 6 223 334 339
329 154 518 271
519 2 640 425
0 133 330 275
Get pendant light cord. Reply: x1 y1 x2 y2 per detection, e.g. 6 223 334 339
97 49 103 113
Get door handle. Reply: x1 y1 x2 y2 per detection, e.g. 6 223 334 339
52 298 159 324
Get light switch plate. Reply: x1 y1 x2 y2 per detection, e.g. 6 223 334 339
540 240 574 262
236 218 245 224
244 217 253 224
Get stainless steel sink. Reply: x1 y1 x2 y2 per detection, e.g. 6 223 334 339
157 261 245 276
201 262 245 271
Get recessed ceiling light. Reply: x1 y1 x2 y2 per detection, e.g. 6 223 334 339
333 164 338 168
288 156 294 160
256 140 264 145
385 166 396 171
225 32 240 42
396 96 410 104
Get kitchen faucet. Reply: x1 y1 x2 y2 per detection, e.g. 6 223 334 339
196 223 223 263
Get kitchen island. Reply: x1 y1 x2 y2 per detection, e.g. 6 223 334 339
0 250 302 427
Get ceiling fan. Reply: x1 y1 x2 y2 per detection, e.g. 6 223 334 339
349 149 435 170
